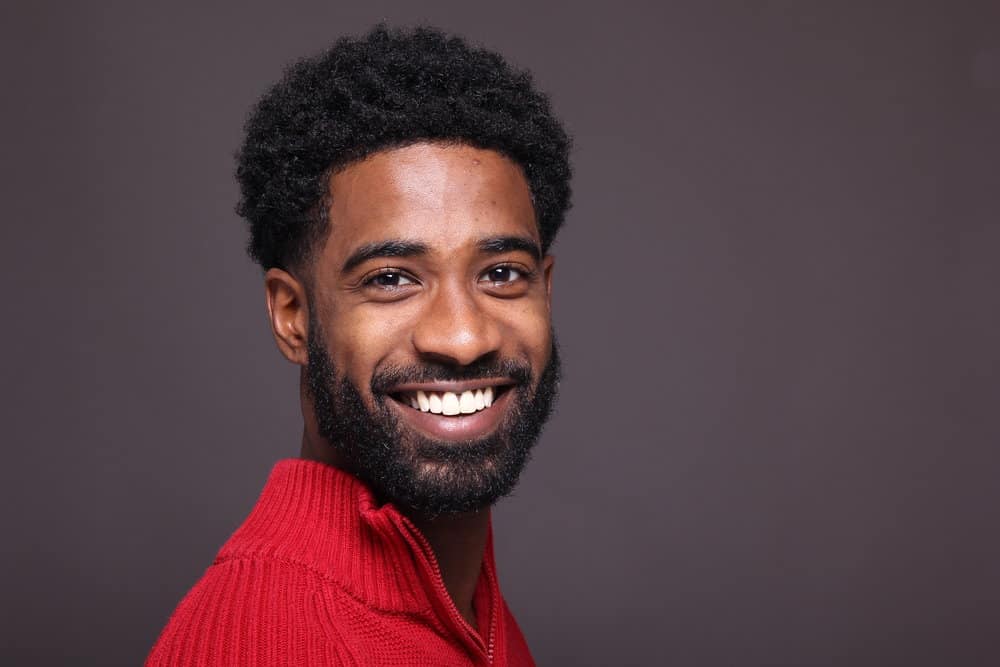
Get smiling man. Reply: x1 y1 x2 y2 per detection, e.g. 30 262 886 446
147 25 570 667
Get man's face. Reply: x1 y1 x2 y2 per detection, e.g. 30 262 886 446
302 142 558 516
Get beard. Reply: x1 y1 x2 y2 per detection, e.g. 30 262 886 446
305 316 561 517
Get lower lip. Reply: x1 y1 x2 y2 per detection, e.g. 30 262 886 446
387 389 514 441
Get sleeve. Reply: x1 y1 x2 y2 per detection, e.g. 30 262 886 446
145 558 337 666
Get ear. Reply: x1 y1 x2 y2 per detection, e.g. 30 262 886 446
264 268 310 366
543 254 555 311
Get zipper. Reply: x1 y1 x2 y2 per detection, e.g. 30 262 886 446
486 617 496 664
484 553 500 665
397 516 498 665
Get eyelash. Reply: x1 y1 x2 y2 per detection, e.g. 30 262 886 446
360 268 418 290
359 263 536 290
480 263 536 285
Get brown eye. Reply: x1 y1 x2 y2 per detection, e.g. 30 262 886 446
366 272 415 288
482 266 522 284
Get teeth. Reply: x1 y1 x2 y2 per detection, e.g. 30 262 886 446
441 392 461 415
405 387 500 415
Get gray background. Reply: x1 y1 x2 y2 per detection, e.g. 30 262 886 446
2 2 998 665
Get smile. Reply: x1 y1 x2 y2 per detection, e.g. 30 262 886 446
385 381 515 440
400 388 496 415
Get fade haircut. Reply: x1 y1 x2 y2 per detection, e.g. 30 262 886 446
236 24 572 272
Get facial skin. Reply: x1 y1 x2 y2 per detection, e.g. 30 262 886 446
264 142 558 516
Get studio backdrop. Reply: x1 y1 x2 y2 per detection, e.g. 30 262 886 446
2 2 998 666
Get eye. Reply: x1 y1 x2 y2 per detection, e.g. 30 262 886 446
364 270 416 289
481 266 524 285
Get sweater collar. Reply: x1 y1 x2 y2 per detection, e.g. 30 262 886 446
215 458 500 620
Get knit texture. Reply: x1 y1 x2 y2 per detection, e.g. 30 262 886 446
147 459 534 666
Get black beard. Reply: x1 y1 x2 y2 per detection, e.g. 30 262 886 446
305 317 560 518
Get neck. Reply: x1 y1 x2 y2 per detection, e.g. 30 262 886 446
300 428 490 628
300 426 341 467
411 510 491 628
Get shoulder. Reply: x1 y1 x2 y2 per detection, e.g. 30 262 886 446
146 557 357 666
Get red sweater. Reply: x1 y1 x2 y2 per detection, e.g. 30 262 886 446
147 459 534 666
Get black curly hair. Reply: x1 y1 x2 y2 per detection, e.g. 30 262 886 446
236 24 572 273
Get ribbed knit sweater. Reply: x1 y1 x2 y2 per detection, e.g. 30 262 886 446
146 459 534 666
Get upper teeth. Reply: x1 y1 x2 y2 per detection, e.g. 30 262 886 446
407 388 495 415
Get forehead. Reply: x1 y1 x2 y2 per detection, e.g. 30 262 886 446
320 142 538 264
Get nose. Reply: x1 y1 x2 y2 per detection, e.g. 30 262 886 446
411 284 502 367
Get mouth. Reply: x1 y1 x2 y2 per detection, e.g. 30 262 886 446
384 380 517 441
392 385 511 415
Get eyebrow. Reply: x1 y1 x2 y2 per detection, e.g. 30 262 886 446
340 235 543 274
341 240 431 273
477 236 543 260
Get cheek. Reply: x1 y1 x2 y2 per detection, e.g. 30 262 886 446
326 305 413 382
502 303 552 362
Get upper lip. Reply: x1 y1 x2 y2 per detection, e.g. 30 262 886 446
386 378 515 394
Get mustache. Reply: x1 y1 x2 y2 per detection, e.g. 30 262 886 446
370 356 532 394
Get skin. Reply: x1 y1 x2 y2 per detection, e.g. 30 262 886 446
263 142 554 627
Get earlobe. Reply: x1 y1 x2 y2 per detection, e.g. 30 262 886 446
264 268 310 366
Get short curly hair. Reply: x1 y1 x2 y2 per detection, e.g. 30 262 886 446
236 24 572 272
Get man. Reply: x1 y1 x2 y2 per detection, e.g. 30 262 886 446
147 24 570 666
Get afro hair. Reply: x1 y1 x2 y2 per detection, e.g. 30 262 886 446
236 24 573 272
